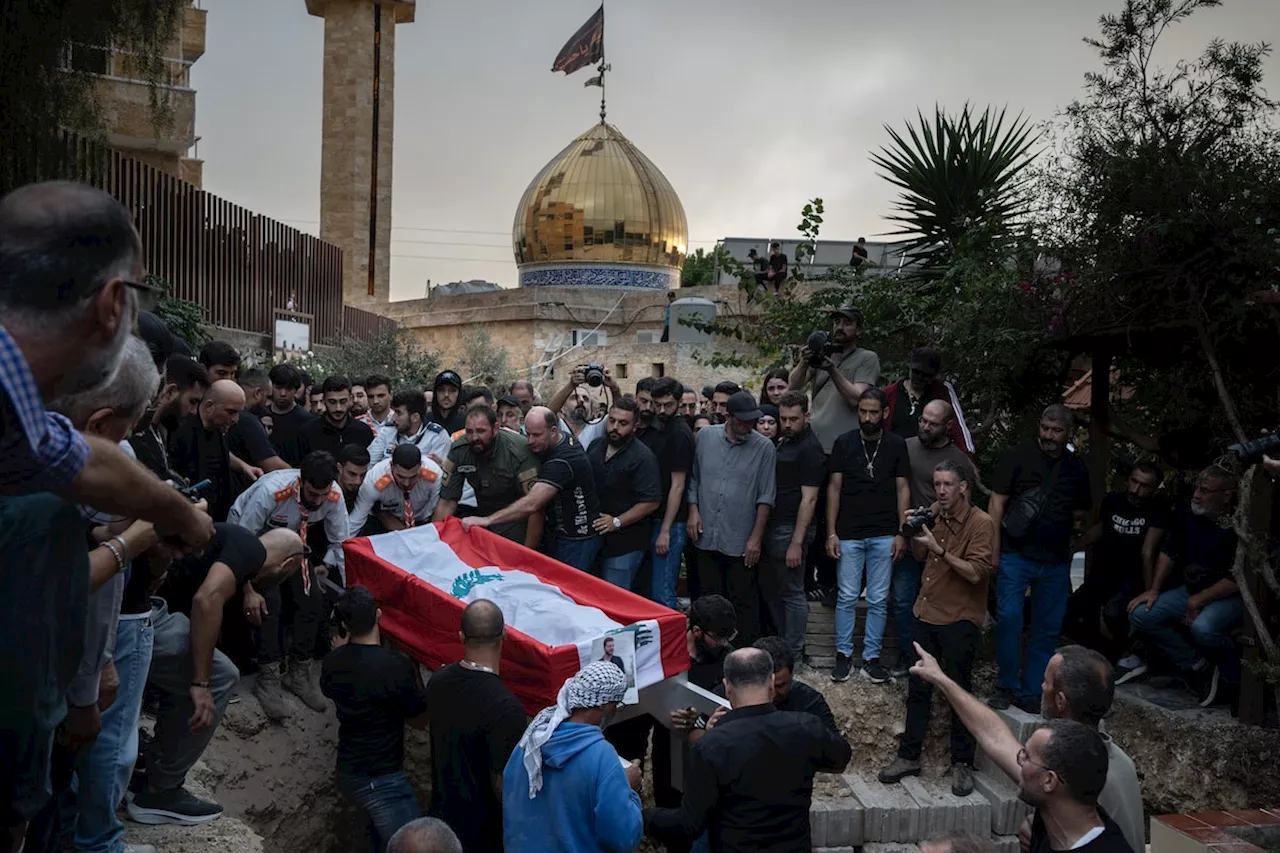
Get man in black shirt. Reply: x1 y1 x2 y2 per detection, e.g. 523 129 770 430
826 388 910 684
431 370 466 434
425 600 527 853
988 404 1092 712
762 391 825 657
764 241 788 293
1065 463 1167 662
231 367 288 482
322 586 428 850
129 524 303 827
298 375 375 459
849 236 869 267
701 636 838 737
131 355 209 479
646 378 696 607
643 648 851 852
466 407 601 572
256 363 315 466
1020 720 1133 853
587 398 661 590
168 379 245 521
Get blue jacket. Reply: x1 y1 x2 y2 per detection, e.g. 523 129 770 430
503 722 643 853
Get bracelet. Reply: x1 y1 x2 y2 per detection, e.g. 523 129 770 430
827 533 838 540
102 539 126 576
191 680 211 689
112 535 129 558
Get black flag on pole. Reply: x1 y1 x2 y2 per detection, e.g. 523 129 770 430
551 6 604 75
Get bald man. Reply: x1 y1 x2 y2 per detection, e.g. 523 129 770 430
169 378 248 521
388 817 463 853
425 600 527 853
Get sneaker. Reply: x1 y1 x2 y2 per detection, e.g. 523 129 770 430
1115 663 1149 685
127 787 223 826
889 658 913 679
987 688 1014 710
951 763 975 797
860 659 891 684
877 756 921 784
1117 653 1143 670
1196 665 1221 708
831 653 853 682
1013 695 1042 715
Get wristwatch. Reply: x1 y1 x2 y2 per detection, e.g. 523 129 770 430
612 516 622 531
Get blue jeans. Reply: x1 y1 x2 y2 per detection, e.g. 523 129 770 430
338 770 421 853
1129 586 1244 682
553 536 602 574
835 536 894 660
892 553 924 665
74 610 154 853
602 550 646 590
650 521 688 608
995 552 1070 700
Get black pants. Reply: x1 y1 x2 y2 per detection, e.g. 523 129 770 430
898 618 980 765
807 463 837 591
1063 576 1135 663
697 549 760 647
259 564 323 664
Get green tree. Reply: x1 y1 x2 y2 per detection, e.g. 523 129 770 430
680 248 716 287
461 329 514 390
323 327 441 390
148 273 209 348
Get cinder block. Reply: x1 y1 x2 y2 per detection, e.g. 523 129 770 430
807 655 836 670
824 798 865 847
976 749 1005 778
859 844 917 853
972 770 1033 835
845 771 920 843
809 798 830 847
992 705 1042 743
901 775 992 838
991 834 1021 853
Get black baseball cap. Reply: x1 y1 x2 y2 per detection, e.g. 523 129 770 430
497 394 520 407
726 390 763 422
830 305 865 324
910 347 942 375
434 370 463 391
135 311 175 370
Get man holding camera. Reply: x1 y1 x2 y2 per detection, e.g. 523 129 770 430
878 460 996 797
547 364 619 448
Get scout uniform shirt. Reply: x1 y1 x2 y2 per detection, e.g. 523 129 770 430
348 456 444 535
368 421 453 466
227 468 350 568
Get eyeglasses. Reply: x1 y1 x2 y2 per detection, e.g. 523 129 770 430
703 629 738 646
1017 747 1054 773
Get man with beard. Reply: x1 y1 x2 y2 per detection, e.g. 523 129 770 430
434 406 542 547
644 378 696 607
297 375 375 459
787 306 881 456
228 451 350 718
707 381 740 425
1126 465 1241 706
688 392 776 647
350 381 368 418
586 398 661 589
882 347 975 455
431 370 467 434
893 400 978 675
257 363 315 466
169 379 246 522
336 443 371 511
349 444 444 536
357 374 395 432
1064 463 1167 664
547 367 614 448
496 395 523 433
680 387 699 423
131 355 210 478
368 388 452 465
988 405 1092 713
465 407 601 573
826 388 910 684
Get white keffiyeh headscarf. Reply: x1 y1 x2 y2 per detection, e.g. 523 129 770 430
519 661 628 798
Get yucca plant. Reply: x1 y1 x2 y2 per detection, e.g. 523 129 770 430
871 104 1040 279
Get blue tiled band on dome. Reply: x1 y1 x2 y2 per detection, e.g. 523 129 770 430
518 262 679 290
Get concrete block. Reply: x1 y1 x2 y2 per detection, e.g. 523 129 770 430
807 655 836 670
972 770 1032 835
809 798 829 847
824 798 864 847
992 705 1042 743
859 844 918 853
901 775 992 839
991 834 1021 853
976 749 1005 779
845 771 920 843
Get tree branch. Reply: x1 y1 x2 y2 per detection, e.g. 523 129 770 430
1195 316 1248 443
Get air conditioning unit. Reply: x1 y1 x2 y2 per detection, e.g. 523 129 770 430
636 330 662 344
572 329 607 347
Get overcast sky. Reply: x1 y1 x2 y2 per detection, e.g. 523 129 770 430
191 0 1278 302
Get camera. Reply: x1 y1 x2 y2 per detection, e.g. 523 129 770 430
901 507 935 537
805 330 841 368
1228 431 1280 466
582 362 606 388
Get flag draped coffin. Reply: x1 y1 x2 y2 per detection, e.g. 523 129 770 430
344 518 689 714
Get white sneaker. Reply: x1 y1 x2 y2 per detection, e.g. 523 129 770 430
1117 654 1143 670
1115 663 1148 685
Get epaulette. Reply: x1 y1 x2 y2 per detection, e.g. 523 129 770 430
273 484 296 502
421 467 439 483
326 487 341 503
375 473 393 490
451 428 465 440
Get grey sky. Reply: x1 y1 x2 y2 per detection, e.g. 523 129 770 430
192 0 1278 301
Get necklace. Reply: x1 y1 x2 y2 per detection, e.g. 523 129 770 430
862 435 882 477
460 659 496 674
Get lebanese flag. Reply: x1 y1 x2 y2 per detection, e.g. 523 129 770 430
343 518 690 714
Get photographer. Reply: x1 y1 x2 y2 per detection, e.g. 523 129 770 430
878 460 995 798
546 363 620 448
787 306 881 456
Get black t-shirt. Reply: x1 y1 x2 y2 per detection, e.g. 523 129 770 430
889 381 932 441
1030 811 1133 853
1096 492 1171 587
320 642 427 778
228 411 277 466
768 252 788 283
297 415 375 460
774 426 825 525
424 664 528 853
587 437 662 557
431 405 466 435
253 403 315 467
992 440 1092 563
850 244 869 265
172 522 266 591
641 416 695 524
168 414 232 521
537 434 600 540
1161 503 1239 594
829 429 909 540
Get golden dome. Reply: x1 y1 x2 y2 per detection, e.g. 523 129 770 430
513 123 688 279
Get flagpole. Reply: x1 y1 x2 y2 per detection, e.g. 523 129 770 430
598 4 607 124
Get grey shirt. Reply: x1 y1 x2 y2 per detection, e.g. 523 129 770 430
1100 733 1145 853
688 425 776 557
808 347 882 454
905 437 976 508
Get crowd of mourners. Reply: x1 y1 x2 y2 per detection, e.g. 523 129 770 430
0 180 1255 853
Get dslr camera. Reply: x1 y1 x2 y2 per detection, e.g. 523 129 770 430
1228 431 1280 466
805 330 842 368
901 507 935 537
582 362 606 388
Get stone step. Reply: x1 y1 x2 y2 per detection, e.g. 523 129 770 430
992 705 1042 743
809 797 864 847
901 775 992 839
844 772 921 843
972 770 1033 835
858 844 916 853
807 631 837 647
806 655 836 670
991 834 1021 853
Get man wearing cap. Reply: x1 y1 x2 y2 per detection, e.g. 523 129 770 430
688 391 777 647
349 444 444 536
496 395 524 433
431 370 467 434
883 346 974 455
502 662 642 853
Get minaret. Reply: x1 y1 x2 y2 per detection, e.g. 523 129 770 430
305 0 414 307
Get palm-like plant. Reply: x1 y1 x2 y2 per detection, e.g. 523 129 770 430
871 104 1040 278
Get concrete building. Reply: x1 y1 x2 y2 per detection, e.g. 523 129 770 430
714 236 915 285
63 0 207 185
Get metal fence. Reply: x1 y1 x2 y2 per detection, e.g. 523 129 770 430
0 132 393 344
